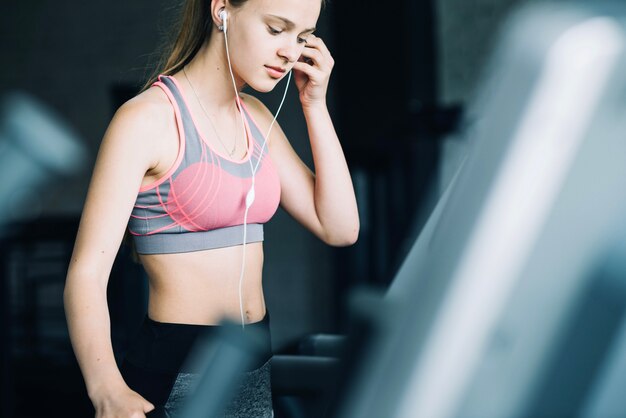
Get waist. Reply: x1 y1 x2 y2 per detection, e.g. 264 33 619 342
140 242 266 324
124 313 272 374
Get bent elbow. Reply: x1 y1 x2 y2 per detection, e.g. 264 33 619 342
325 223 360 247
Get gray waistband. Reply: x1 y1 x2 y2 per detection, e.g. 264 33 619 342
133 224 264 254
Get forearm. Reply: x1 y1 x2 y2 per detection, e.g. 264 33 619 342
304 103 359 245
63 273 126 400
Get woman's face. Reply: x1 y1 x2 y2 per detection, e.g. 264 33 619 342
226 0 321 92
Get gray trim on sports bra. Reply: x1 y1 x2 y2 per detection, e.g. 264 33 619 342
133 224 263 254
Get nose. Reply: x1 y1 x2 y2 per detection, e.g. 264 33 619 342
277 40 303 63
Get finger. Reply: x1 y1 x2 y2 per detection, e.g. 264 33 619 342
299 47 324 68
293 61 323 80
293 61 311 75
304 38 334 70
304 35 332 58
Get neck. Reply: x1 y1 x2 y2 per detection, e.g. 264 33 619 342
182 33 246 112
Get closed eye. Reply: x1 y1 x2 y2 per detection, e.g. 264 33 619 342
267 26 282 35
268 26 309 44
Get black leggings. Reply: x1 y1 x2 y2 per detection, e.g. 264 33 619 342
120 314 274 418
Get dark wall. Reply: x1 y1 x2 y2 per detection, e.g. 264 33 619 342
331 0 441 294
332 0 438 161
0 1 172 217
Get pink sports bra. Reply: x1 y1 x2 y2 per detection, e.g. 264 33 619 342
127 75 281 254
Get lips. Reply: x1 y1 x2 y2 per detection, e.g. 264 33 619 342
265 65 286 78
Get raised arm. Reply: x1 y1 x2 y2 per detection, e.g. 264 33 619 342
63 91 173 416
242 34 359 246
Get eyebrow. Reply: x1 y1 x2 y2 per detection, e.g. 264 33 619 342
266 14 316 34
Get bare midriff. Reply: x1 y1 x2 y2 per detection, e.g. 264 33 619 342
138 242 266 326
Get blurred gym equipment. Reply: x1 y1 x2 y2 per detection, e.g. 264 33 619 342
337 3 626 418
0 92 87 418
0 92 86 225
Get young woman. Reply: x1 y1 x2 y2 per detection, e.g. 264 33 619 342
64 0 359 416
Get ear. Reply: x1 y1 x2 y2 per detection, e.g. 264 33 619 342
210 0 227 30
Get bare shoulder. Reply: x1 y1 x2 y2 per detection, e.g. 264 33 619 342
111 85 174 138
101 85 177 169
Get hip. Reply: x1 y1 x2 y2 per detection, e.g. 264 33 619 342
121 312 274 417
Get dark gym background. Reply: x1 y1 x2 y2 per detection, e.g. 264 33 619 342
0 0 533 416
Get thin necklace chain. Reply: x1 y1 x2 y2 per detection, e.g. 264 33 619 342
183 66 240 157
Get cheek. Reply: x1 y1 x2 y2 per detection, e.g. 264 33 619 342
235 32 267 61
244 40 278 68
229 34 258 70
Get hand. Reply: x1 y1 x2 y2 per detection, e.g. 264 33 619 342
92 384 155 418
293 34 335 109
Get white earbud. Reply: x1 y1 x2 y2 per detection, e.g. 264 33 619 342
219 9 228 33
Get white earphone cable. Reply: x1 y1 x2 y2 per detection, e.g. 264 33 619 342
222 14 292 328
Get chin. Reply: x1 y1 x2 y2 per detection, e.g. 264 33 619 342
247 77 282 94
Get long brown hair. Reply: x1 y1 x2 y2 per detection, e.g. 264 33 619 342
141 0 326 92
